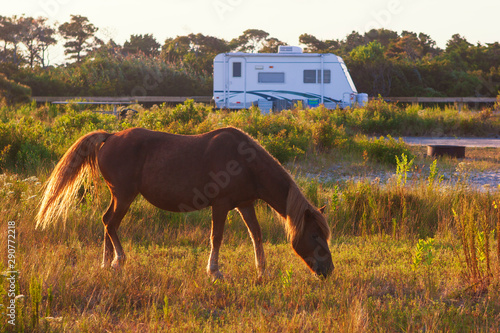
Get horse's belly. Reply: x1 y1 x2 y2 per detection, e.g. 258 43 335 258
140 186 211 213
140 175 253 213
138 148 255 212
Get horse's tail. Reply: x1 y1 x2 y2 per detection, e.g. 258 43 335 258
36 130 112 229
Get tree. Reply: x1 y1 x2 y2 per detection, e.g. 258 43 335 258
446 34 473 53
0 16 12 62
418 32 441 57
183 33 229 73
230 29 269 53
161 33 229 73
123 34 160 57
350 41 385 63
342 31 366 54
299 34 340 54
444 34 473 69
364 28 399 48
20 16 57 68
58 15 99 62
299 33 328 53
386 32 423 60
259 37 286 53
350 42 393 95
34 18 57 67
161 36 191 63
187 33 229 55
0 15 25 66
90 39 123 61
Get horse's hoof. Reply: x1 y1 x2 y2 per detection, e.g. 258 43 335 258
209 270 224 282
111 261 123 270
111 257 125 269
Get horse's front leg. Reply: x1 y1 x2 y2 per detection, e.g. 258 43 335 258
237 204 266 282
101 231 114 268
207 206 228 281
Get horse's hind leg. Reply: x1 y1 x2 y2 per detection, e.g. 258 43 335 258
207 206 229 281
237 204 266 282
102 193 136 269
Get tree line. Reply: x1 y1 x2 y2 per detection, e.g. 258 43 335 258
0 14 499 102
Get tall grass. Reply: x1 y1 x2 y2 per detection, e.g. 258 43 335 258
2 98 498 174
2 174 500 331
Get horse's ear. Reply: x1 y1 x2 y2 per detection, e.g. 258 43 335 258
319 205 326 214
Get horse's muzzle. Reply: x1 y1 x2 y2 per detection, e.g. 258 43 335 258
315 261 334 278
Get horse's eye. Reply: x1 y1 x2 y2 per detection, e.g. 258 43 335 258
312 234 319 240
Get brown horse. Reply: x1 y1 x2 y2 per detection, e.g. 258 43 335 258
36 127 333 280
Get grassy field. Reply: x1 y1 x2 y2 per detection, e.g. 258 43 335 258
1 100 500 332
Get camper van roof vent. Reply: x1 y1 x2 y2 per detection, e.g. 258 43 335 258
278 46 303 54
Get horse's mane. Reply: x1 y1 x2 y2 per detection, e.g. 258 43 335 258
226 127 330 244
285 183 331 244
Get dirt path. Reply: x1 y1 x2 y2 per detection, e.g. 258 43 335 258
300 137 500 191
402 137 500 148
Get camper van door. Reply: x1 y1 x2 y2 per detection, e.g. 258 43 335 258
228 57 246 108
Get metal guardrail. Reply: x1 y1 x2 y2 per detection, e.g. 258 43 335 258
32 96 497 112
33 96 497 103
381 97 498 111
32 96 213 103
49 101 135 117
382 97 497 103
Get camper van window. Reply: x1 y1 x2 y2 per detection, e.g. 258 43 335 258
258 72 285 83
233 62 242 77
318 70 331 84
303 70 316 83
304 70 331 84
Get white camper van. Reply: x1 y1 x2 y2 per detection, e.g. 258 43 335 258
213 46 368 112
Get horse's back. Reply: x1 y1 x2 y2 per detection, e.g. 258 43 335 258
97 127 261 212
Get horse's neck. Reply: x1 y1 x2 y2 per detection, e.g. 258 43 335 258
257 168 292 218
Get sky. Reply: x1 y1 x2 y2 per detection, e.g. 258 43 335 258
2 0 500 64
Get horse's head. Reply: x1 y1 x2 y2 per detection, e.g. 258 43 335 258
291 207 334 278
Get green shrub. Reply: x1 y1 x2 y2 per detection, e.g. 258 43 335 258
169 99 210 124
0 117 54 173
311 120 348 150
138 108 170 131
11 53 212 97
358 135 413 165
259 129 306 163
51 110 116 146
1 100 499 173
16 142 53 174
0 73 31 105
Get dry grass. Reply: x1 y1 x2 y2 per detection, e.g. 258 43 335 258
2 153 500 331
2 101 500 331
